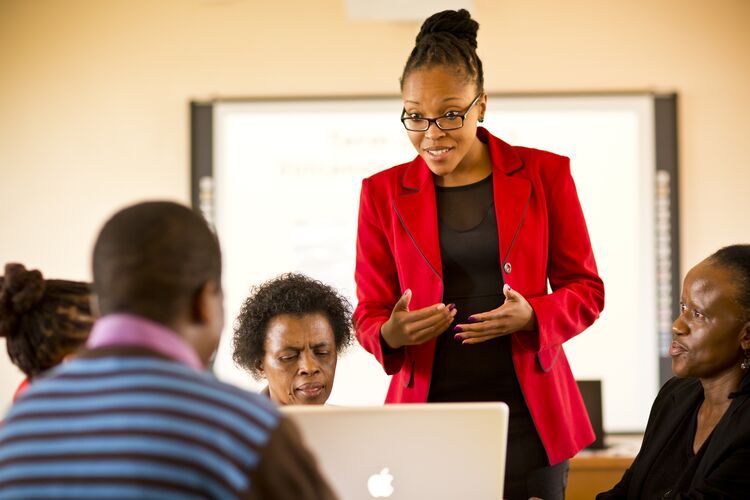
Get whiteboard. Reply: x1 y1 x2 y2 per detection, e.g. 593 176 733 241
200 94 674 433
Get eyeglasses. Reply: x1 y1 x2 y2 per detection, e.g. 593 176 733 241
400 93 483 132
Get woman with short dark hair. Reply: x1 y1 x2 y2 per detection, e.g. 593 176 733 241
598 244 750 499
233 273 353 405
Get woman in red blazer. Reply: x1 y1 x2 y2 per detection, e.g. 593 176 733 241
354 9 604 500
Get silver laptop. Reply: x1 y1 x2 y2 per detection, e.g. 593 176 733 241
281 402 508 500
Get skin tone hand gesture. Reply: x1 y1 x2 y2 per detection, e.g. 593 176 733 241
381 289 457 349
454 284 537 345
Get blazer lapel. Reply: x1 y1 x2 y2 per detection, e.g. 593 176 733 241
393 158 442 279
484 129 531 264
493 172 531 265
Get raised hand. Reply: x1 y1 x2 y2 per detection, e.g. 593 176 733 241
380 289 457 349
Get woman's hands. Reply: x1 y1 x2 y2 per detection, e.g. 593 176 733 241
380 289 457 349
380 285 535 348
454 284 537 345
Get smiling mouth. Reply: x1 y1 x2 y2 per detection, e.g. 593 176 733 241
424 146 453 159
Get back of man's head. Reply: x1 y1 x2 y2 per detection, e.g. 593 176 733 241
93 201 221 327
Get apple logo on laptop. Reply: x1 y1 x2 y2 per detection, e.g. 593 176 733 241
367 468 394 498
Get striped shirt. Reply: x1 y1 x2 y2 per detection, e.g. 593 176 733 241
0 350 336 499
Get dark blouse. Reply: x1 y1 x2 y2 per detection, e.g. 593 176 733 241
428 174 518 405
427 174 549 481
640 403 712 499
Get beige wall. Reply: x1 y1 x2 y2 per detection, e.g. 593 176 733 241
1 0 748 410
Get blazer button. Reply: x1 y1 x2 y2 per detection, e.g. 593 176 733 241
503 262 512 274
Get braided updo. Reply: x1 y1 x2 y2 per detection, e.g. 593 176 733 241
400 9 484 92
0 263 93 378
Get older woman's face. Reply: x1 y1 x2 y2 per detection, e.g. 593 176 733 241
670 260 748 380
260 312 337 405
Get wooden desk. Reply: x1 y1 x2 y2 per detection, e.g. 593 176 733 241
566 435 641 499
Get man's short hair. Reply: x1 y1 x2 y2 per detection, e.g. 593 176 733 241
92 201 221 325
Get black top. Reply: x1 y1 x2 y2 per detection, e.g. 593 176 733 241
641 403 711 499
597 374 750 500
427 175 549 480
428 176 528 406
428 174 520 404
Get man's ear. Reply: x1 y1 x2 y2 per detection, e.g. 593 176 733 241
192 280 220 324
255 359 265 377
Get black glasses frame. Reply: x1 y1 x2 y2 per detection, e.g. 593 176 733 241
400 93 483 132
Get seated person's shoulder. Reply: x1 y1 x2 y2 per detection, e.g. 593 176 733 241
199 371 281 419
644 376 702 411
248 415 338 500
659 376 701 396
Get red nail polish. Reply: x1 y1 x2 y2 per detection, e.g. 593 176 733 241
454 334 463 341
467 316 477 323
453 325 463 333
448 303 456 311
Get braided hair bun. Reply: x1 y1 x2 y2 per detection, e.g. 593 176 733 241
0 263 92 378
0 263 46 338
401 9 484 92
415 9 479 49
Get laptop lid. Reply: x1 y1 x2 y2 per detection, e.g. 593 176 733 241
281 402 508 500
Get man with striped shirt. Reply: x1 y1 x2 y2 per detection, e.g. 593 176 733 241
0 201 336 499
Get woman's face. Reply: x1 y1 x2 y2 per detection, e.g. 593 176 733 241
260 312 337 405
401 66 487 186
670 260 750 380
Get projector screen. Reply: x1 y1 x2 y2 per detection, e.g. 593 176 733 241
192 93 678 433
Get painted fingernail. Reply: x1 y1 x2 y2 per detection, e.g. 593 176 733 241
448 303 456 311
467 316 477 323
454 334 464 341
453 325 463 333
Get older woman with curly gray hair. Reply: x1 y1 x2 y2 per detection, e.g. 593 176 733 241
233 273 353 405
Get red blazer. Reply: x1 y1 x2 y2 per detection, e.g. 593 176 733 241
354 127 605 464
